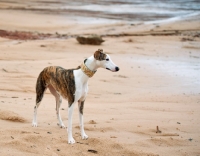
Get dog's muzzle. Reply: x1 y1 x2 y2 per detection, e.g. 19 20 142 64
106 67 120 72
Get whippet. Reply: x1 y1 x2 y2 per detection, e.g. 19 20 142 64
32 49 119 144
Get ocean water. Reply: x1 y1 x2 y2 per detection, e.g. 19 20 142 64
2 0 199 23
59 0 200 22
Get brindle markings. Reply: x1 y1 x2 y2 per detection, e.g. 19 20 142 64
79 101 85 115
94 49 107 61
35 66 80 108
36 70 46 105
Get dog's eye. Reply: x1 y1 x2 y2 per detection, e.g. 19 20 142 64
106 58 109 61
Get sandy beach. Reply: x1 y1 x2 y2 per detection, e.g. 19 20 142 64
0 0 200 156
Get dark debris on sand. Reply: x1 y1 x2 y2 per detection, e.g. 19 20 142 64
0 30 74 40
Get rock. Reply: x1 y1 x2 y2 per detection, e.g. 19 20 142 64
76 35 105 45
88 149 98 154
2 68 8 72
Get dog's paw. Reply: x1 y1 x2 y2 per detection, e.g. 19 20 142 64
57 123 66 129
32 122 38 127
68 137 76 144
82 133 88 140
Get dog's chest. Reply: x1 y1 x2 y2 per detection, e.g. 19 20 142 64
75 81 88 101
74 70 89 101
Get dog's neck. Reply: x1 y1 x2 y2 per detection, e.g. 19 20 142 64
81 56 98 78
85 56 99 71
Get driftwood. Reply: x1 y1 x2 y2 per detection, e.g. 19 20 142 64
76 35 105 45
156 126 162 133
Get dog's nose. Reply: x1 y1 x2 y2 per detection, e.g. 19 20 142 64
115 67 120 71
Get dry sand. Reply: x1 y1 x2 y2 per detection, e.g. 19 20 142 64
0 1 200 156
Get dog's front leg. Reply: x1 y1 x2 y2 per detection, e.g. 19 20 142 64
78 101 88 140
68 102 76 144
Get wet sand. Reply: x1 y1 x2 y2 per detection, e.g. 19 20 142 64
0 1 200 156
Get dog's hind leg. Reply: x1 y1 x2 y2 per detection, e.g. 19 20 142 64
48 85 65 128
32 74 46 127
78 100 88 140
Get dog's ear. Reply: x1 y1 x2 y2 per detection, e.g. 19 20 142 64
94 49 106 61
84 59 87 63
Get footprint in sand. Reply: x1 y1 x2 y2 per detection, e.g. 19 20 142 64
88 120 97 124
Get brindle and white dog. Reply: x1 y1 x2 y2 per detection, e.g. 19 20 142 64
32 49 119 144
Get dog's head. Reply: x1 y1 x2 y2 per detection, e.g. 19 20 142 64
94 49 119 72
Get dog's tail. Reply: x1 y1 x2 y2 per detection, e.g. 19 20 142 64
35 70 47 106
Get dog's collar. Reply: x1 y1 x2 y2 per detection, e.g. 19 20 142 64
81 62 96 78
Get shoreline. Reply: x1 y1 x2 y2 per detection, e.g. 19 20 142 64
1 0 200 24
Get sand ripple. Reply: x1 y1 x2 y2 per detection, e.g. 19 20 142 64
0 110 26 122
